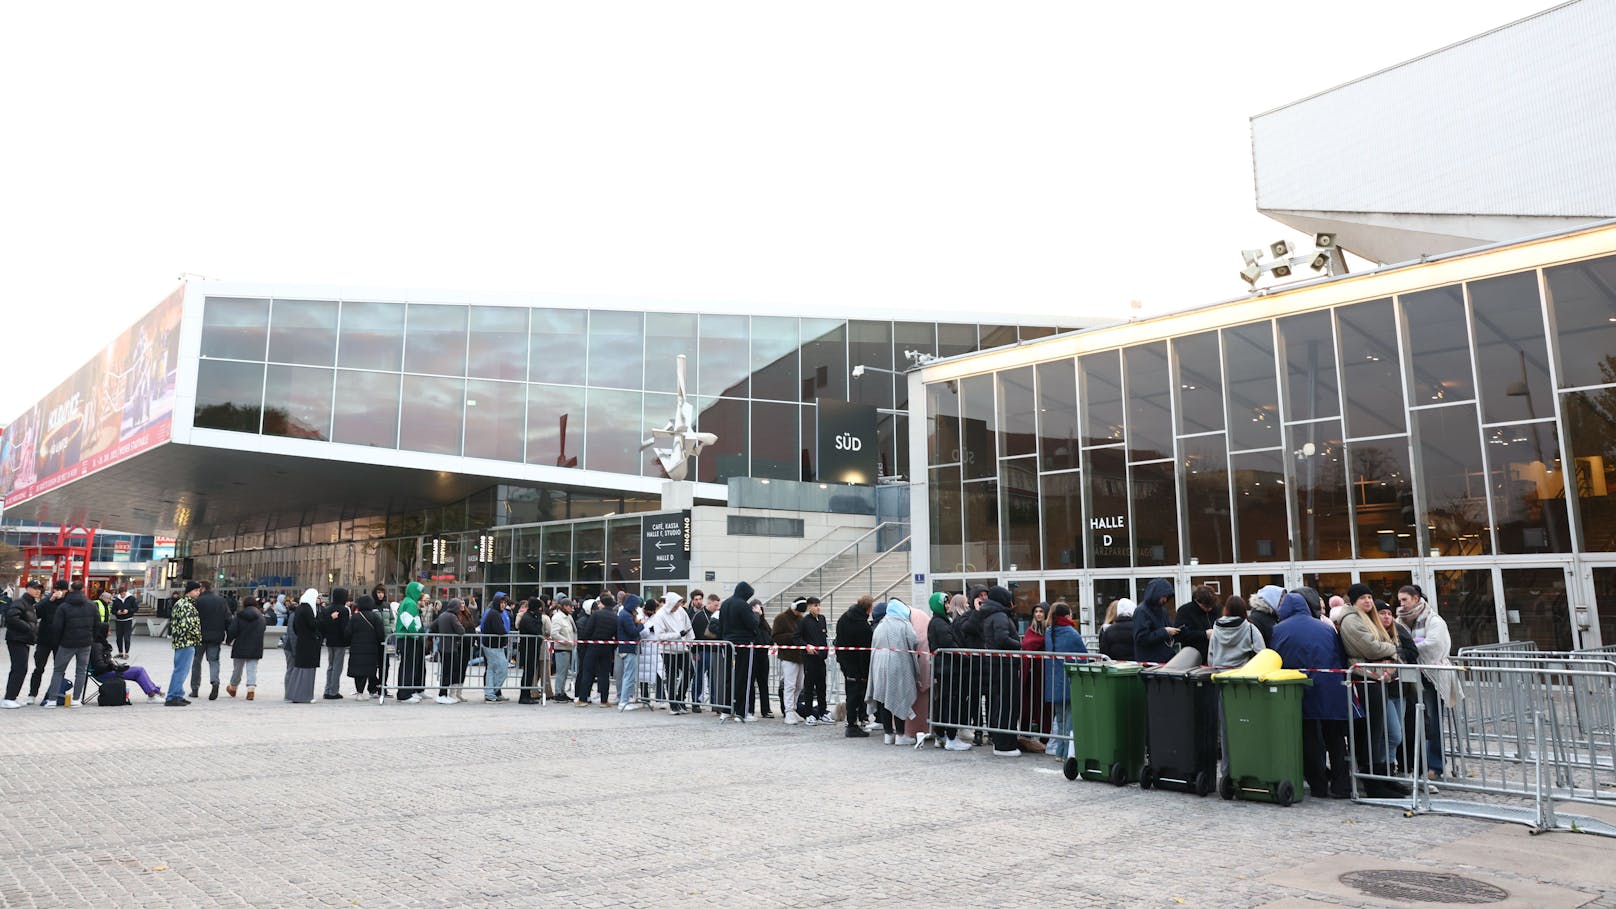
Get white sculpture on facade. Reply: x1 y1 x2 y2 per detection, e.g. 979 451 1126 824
642 354 716 482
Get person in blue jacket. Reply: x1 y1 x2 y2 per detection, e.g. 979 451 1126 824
1271 590 1351 799
616 594 644 711
1132 578 1179 664
1042 601 1088 757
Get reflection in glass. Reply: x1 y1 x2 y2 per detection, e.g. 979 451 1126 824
1125 342 1172 461
930 465 963 572
525 384 584 468
514 527 542 583
695 396 748 483
800 319 845 403
586 311 644 390
267 299 338 366
980 326 1017 349
1279 310 1339 421
399 375 464 455
1434 569 1498 650
464 379 525 462
262 365 333 440
1558 390 1616 552
1403 285 1473 404
528 309 588 384
541 524 572 583
1470 273 1552 424
331 369 400 448
1545 254 1616 390
876 412 895 481
583 388 642 475
608 518 641 585
1000 458 1039 570
1347 438 1414 559
193 360 265 432
1415 405 1491 556
750 401 799 480
1087 447 1128 568
201 297 269 361
573 522 605 584
1502 567 1571 650
1036 359 1079 472
1041 471 1083 570
1336 299 1404 438
643 313 698 396
1287 420 1351 560
698 314 749 398
927 380 961 466
894 321 937 409
404 304 469 378
1173 332 1223 435
960 374 996 479
644 392 676 479
1485 421 1570 554
1131 460 1179 566
937 323 978 359
468 306 529 381
338 301 405 372
1224 321 1281 451
997 367 1036 458
1181 434 1232 564
962 478 1000 573
1231 449 1289 562
850 320 894 409
750 316 798 402
1081 350 1124 446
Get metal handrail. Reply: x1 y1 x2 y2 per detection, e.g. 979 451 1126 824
762 521 909 600
816 537 912 606
747 524 871 594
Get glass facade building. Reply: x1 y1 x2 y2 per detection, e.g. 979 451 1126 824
914 228 1616 652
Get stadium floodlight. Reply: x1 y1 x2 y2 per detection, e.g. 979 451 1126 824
1240 264 1265 286
1309 252 1331 272
1241 248 1264 267
1269 240 1291 258
1271 263 1293 278
1315 232 1337 249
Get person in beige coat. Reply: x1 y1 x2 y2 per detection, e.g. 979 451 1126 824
1397 584 1459 785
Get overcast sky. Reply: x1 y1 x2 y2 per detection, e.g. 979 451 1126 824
0 0 1552 422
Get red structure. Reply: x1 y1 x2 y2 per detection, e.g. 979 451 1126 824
22 524 96 588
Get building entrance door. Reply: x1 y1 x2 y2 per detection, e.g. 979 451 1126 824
1579 564 1616 649
1499 565 1578 650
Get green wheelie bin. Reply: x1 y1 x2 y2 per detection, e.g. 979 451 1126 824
1213 668 1310 807
1062 660 1146 786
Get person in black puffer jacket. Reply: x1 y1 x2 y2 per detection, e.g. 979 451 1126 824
4 580 42 707
1099 599 1137 661
835 594 873 734
30 582 67 701
225 598 267 699
979 586 1022 755
46 583 97 706
191 581 232 700
719 582 759 720
928 593 968 747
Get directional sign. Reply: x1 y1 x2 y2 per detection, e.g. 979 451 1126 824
642 510 691 580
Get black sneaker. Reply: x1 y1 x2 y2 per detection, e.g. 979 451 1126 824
209 683 220 701
323 693 345 700
845 726 871 738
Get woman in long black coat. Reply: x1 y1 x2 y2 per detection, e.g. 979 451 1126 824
346 596 386 698
284 589 323 703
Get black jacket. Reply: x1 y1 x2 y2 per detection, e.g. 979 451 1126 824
1175 603 1217 657
794 612 828 659
979 600 1020 652
927 613 958 654
579 607 616 652
196 591 231 645
954 605 985 649
1248 609 1277 648
346 606 386 680
1099 616 1136 661
719 582 758 645
480 608 509 648
291 601 323 669
317 589 351 648
693 608 718 641
834 608 871 676
52 593 97 649
113 595 138 623
4 594 38 645
90 638 120 677
35 594 62 649
227 605 267 660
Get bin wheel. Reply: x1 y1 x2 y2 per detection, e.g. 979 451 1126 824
1275 781 1295 807
1062 757 1079 781
1139 764 1155 790
1218 775 1234 801
1194 771 1212 797
1108 762 1127 787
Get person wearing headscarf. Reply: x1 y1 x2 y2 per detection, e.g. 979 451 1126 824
433 596 469 704
902 595 934 743
867 598 920 745
283 588 322 704
1099 598 1136 661
1132 578 1179 664
393 582 427 704
927 593 970 751
1397 584 1459 789
1247 586 1284 646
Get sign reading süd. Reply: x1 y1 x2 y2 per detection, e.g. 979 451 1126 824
642 510 691 580
817 398 879 486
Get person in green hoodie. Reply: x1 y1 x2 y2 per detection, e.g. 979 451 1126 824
394 582 426 704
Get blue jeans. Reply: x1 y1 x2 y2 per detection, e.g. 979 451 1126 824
167 647 195 703
483 647 509 699
617 651 638 707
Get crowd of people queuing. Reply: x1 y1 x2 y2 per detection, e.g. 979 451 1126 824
1 573 1461 796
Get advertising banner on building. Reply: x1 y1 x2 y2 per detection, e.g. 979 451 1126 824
0 287 183 505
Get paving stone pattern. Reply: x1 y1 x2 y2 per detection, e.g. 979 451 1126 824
0 638 1608 908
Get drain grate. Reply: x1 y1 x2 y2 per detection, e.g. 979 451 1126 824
1339 870 1508 904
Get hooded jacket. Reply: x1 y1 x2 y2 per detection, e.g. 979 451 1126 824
226 604 267 660
979 587 1020 651
718 583 758 646
483 602 512 649
1270 591 1347 721
1248 586 1283 646
867 599 919 719
196 589 231 645
1043 616 1087 700
318 588 352 649
1132 578 1177 664
4 593 38 645
395 582 425 637
291 589 324 669
52 591 97 650
616 596 643 654
834 604 872 677
1209 615 1264 668
1099 613 1135 661
647 593 692 652
347 597 386 680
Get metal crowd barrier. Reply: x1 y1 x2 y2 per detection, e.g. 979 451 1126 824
765 646 847 719
623 639 736 719
925 648 1103 753
379 632 553 704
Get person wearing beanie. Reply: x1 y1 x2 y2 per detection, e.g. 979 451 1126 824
1099 598 1136 661
980 586 1022 756
1338 583 1407 798
772 597 806 724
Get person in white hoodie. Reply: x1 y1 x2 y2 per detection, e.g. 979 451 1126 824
1396 584 1459 787
647 592 694 714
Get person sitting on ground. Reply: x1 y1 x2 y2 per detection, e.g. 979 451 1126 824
1209 595 1264 668
90 622 162 701
225 596 266 699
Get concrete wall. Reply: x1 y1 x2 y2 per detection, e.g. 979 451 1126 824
689 506 875 604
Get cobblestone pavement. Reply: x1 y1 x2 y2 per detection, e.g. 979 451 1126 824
1 637 1610 908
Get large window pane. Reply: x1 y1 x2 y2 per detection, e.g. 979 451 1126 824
1502 568 1571 651
201 297 269 361
1434 569 1498 651
526 384 584 468
587 311 645 390
262 365 332 440
894 322 936 409
468 306 528 381
643 313 698 396
996 367 1036 458
926 380 961 466
529 309 587 384
1041 471 1083 570
464 379 525 462
959 374 996 479
800 319 845 403
1545 254 1616 390
1279 310 1339 421
1182 434 1232 564
405 304 468 378
750 316 798 402
400 375 464 455
644 392 678 479
850 320 894 409
1224 321 1281 451
698 314 749 399
1486 421 1571 554
1336 298 1405 438
608 518 641 585
1231 449 1289 562
963 479 1000 573
1469 273 1554 424
1173 332 1223 435
1000 458 1039 571
193 360 264 432
930 465 963 573
331 369 400 448
1560 389 1616 552
573 522 604 584
750 401 799 480
1288 419 1351 560
1087 447 1128 568
338 301 405 372
541 524 571 584
583 388 643 474
1081 350 1124 447
937 324 978 359
1414 404 1490 556
695 396 748 483
1036 359 1079 472
1131 460 1179 566
1347 437 1415 559
980 325 1017 349
267 299 338 367
1403 285 1473 404
1125 342 1172 461
513 527 542 583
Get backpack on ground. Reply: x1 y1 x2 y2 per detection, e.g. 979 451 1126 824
97 678 129 706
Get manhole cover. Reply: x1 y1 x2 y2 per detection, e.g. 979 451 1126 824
1339 870 1508 904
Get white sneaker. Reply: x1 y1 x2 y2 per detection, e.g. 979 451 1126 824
894 735 917 746
817 714 834 725
992 748 1020 757
803 716 818 726
42 700 58 709
883 733 895 745
944 737 973 752
783 713 798 725
405 694 423 704
620 702 643 712
0 700 19 709
435 695 458 705
741 714 758 723
864 721 883 732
